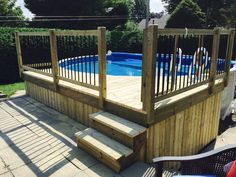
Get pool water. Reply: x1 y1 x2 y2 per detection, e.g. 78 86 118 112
60 52 228 76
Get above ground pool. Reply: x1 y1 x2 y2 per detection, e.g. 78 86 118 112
59 52 235 76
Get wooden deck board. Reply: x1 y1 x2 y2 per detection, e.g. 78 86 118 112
23 71 224 112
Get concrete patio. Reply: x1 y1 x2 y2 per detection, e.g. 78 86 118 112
0 94 156 177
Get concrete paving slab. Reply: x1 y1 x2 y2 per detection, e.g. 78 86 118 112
0 157 9 175
62 147 98 171
0 147 30 170
0 137 12 150
121 161 156 177
0 172 13 177
84 163 122 177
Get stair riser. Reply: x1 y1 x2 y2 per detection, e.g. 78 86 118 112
0 94 7 99
91 119 134 148
77 140 122 173
90 119 147 150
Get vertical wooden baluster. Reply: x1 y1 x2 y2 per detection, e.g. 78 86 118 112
93 36 96 86
162 53 166 95
182 55 186 88
200 35 204 82
166 53 171 93
156 48 161 96
15 32 23 78
209 28 220 94
171 35 178 91
224 29 235 86
78 36 81 82
49 29 59 89
89 36 92 85
98 27 107 109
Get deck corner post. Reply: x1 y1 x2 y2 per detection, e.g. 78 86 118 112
98 27 107 109
224 28 235 87
49 29 59 89
145 25 158 124
209 27 220 94
15 32 23 78
141 28 148 108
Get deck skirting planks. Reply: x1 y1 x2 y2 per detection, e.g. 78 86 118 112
147 91 223 162
25 81 100 126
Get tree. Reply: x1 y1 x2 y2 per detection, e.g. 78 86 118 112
24 0 131 30
0 0 25 27
220 2 236 27
166 0 206 28
132 0 147 21
162 0 236 28
162 0 181 14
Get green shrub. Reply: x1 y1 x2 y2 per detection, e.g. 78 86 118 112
107 21 143 53
0 27 46 84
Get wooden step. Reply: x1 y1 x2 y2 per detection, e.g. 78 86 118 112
90 111 147 149
75 128 137 172
0 93 7 99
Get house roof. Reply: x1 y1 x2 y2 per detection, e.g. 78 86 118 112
138 14 170 30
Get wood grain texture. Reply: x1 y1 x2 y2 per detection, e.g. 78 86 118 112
98 27 107 109
25 81 100 126
146 91 222 162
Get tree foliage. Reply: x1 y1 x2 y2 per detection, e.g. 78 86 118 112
162 0 236 28
166 0 206 28
24 0 131 30
132 0 147 21
0 0 25 27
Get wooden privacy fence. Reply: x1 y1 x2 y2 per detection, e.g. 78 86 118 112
15 27 107 108
142 25 235 123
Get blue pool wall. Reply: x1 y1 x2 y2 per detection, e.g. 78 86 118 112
59 52 236 73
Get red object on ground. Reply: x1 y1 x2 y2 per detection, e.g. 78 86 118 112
227 161 236 177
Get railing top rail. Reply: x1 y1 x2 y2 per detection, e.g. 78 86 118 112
158 28 213 36
157 28 233 37
18 31 50 36
55 30 98 36
17 30 98 37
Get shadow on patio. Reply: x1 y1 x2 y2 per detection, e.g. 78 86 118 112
0 96 156 177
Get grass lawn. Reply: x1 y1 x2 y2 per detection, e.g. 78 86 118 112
0 82 25 97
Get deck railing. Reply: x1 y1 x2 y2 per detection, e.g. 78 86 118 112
142 25 235 123
16 27 107 108
16 25 235 124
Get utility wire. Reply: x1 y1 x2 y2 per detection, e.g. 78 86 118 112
0 15 133 18
0 15 148 22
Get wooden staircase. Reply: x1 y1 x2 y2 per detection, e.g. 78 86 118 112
0 92 7 102
75 111 147 172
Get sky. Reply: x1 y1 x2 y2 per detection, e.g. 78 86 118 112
15 0 165 18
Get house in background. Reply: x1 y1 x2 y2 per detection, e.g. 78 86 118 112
138 14 170 30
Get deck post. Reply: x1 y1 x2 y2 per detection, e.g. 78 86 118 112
98 27 107 109
145 25 158 124
49 29 59 89
15 32 23 78
224 28 235 87
209 28 220 94
141 28 148 106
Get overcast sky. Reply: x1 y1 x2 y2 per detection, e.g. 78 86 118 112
16 0 165 18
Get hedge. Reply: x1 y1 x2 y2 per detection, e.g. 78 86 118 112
0 27 47 84
0 27 143 84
